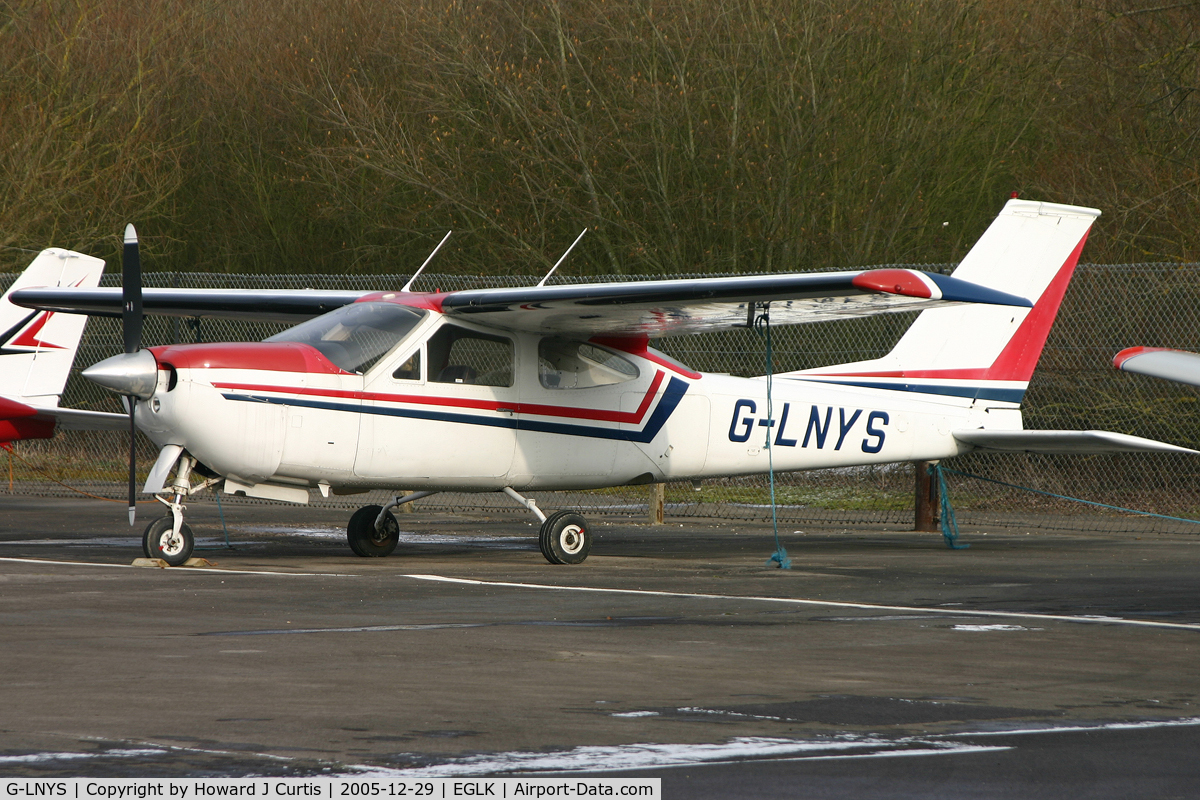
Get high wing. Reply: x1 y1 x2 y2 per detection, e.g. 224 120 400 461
9 287 370 323
953 429 1198 455
12 268 1030 335
1113 347 1200 388
426 269 1030 336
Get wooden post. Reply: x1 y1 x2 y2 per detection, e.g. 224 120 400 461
914 461 939 532
649 482 665 525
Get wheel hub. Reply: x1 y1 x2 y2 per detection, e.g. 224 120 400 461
158 532 184 556
559 525 584 554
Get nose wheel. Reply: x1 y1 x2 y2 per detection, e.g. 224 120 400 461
143 516 195 566
539 511 591 565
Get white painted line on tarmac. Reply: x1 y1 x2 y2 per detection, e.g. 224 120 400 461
350 735 1006 777
936 716 1200 738
403 574 1200 633
0 556 357 577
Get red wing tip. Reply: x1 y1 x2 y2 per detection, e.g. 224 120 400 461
851 269 933 299
1113 346 1173 370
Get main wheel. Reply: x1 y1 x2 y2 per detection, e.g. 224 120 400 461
347 505 400 557
142 516 194 567
539 511 591 565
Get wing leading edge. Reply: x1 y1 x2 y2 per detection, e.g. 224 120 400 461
10 288 370 323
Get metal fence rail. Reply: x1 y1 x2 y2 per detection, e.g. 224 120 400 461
4 264 1200 533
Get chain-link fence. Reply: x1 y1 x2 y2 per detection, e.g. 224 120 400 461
5 264 1200 534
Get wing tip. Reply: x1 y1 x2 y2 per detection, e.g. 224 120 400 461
1113 346 1171 370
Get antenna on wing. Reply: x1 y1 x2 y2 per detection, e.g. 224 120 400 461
537 228 587 287
402 230 452 293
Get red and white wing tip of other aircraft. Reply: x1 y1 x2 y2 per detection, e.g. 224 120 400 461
1115 347 1200 389
7 200 1195 566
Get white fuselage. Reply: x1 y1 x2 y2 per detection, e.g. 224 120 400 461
134 311 1020 499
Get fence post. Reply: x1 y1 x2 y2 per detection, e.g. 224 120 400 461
649 482 665 525
914 461 939 532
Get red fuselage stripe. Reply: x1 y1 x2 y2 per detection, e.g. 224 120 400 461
211 370 667 424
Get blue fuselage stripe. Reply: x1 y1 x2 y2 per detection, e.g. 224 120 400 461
221 376 690 443
798 379 1025 404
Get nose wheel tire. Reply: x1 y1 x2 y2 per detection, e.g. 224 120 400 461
347 505 400 557
142 516 195 566
539 511 591 565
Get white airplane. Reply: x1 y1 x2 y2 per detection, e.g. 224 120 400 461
13 200 1195 566
0 248 126 444
1114 347 1200 387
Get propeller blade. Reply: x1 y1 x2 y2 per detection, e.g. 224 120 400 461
122 223 142 355
122 223 143 526
128 398 137 526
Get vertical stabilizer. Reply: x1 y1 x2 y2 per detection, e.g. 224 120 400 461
0 248 106 405
786 199 1100 405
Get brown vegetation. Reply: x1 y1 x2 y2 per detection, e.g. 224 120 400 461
1 0 1198 275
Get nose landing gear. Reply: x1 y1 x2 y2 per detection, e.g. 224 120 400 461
141 450 222 566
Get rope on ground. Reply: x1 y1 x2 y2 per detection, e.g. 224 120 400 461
754 305 790 569
195 490 234 551
2 445 157 504
941 466 1200 528
932 463 969 549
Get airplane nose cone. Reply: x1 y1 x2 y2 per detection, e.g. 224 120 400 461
83 350 158 400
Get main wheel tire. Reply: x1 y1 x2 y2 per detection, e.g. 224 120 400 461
347 505 400 557
142 516 194 567
539 511 591 565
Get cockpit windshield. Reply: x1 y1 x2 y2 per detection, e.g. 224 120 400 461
265 302 427 373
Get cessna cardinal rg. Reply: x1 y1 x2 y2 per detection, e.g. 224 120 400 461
0 248 126 443
14 200 1195 565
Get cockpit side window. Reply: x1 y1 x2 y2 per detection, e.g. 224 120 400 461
538 339 640 389
391 349 422 381
265 303 427 374
427 324 513 387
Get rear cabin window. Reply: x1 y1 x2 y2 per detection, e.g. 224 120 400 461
538 339 639 389
427 325 514 387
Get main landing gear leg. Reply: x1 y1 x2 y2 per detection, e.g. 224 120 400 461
501 487 592 565
347 491 437 557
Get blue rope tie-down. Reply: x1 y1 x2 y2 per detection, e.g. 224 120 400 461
931 462 969 549
195 489 234 551
754 306 790 569
941 466 1200 528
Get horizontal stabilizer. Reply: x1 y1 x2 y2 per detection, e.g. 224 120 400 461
1113 347 1200 388
41 406 130 432
954 429 1198 455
